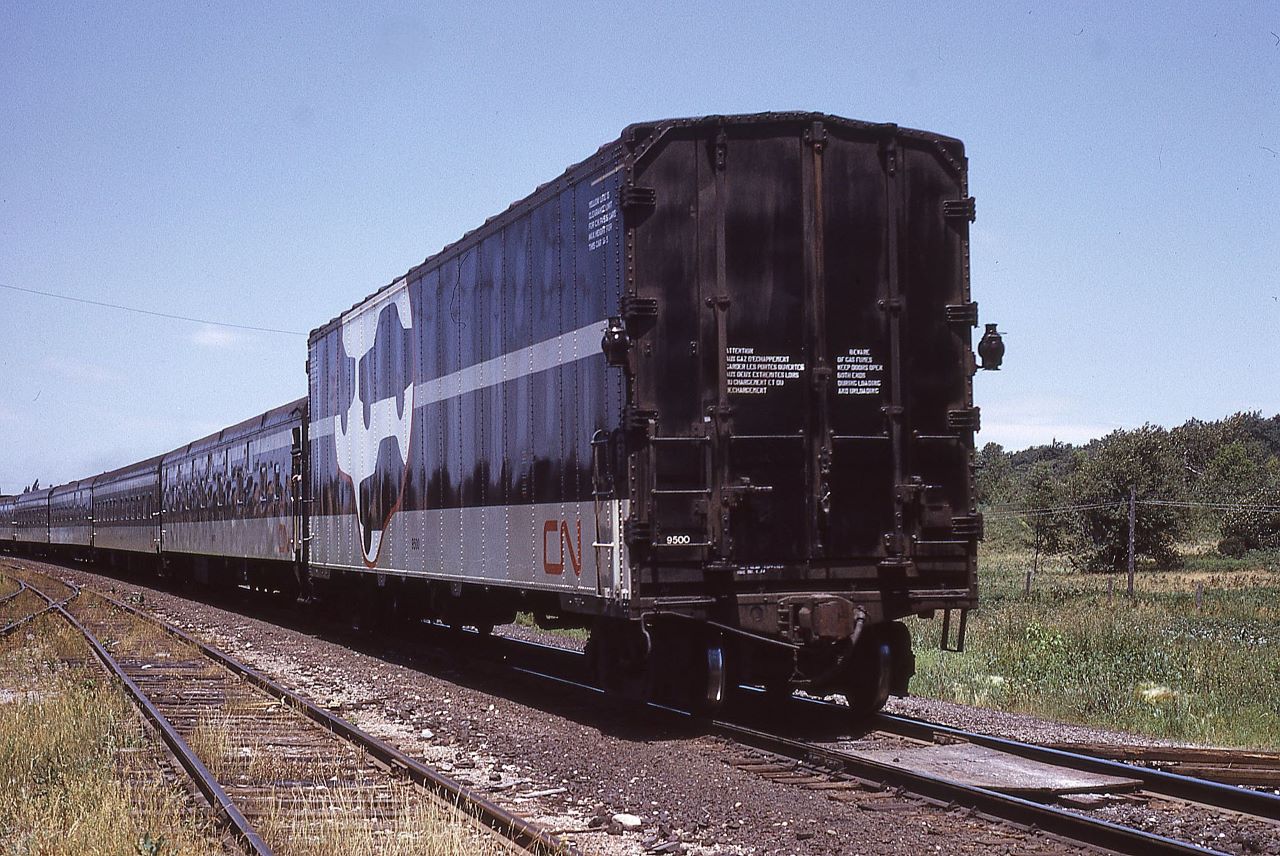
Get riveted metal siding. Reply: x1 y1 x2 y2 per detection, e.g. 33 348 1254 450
623 115 977 614
307 150 627 595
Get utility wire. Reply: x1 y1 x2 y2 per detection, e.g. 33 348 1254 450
0 282 307 336
985 502 1121 518
987 498 1280 517
1139 499 1280 512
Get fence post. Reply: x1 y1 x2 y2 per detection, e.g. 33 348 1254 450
1127 486 1136 600
1195 581 1204 612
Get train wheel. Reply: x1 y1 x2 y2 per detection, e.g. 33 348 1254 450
844 635 892 719
702 640 727 711
645 625 729 714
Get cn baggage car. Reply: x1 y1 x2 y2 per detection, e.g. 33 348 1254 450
306 112 991 711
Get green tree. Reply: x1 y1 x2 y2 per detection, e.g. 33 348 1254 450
975 442 1011 506
1069 426 1190 570
1018 460 1073 574
1204 440 1268 500
1219 463 1280 557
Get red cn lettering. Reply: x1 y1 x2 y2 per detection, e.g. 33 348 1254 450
542 520 563 575
542 519 582 577
562 519 582 577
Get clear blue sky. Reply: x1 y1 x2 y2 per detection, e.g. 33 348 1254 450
1 2 1277 494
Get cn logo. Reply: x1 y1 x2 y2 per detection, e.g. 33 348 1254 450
542 519 582 577
332 285 415 566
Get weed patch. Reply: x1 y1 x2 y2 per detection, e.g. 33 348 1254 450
0 615 224 854
910 550 1280 747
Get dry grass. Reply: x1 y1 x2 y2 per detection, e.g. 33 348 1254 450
0 574 20 598
0 589 47 625
1 564 76 604
256 782 506 856
0 615 226 855
188 707 508 855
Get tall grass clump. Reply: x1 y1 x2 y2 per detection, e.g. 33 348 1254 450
0 617 224 855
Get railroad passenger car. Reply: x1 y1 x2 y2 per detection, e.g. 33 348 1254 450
93 457 162 564
161 398 306 589
49 479 93 555
15 488 50 548
305 112 993 711
0 496 15 547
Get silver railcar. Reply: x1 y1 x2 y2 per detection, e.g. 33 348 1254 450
161 398 305 588
92 457 161 556
15 488 50 546
49 479 93 549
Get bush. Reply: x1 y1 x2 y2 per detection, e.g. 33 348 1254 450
1069 426 1191 571
1219 484 1280 557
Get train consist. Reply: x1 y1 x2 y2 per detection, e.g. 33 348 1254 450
1 113 1001 713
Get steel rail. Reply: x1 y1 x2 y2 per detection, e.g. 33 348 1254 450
0 581 79 637
713 718 1227 856
0 580 27 605
875 712 1280 821
487 639 1230 855
23 581 273 856
83 586 576 856
1 606 53 637
21 560 1243 855
1046 743 1280 788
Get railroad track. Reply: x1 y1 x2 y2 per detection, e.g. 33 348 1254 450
0 569 75 635
1048 742 1280 789
729 701 1280 856
12 557 1280 855
494 638 1280 855
8 565 574 856
873 711 1280 813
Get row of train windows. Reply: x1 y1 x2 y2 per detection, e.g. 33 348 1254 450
164 463 286 512
51 502 91 525
9 496 149 525
99 493 153 523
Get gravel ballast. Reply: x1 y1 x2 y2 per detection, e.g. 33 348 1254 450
10 558 1182 854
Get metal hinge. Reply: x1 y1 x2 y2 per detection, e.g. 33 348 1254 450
946 407 982 433
951 514 984 540
624 519 652 547
621 185 656 221
714 129 728 171
945 302 979 327
624 407 657 433
943 196 977 223
803 120 827 150
878 131 900 177
621 294 657 323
